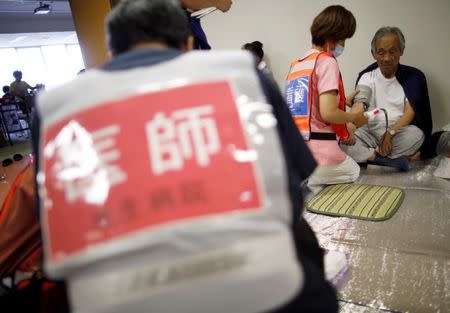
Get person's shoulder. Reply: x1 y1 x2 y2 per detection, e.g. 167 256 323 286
396 64 428 89
361 67 379 81
398 64 426 81
398 63 423 73
358 62 378 76
315 53 339 77
316 53 338 67
355 62 379 86
255 66 279 98
103 48 182 71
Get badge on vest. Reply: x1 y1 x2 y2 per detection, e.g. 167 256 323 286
40 81 263 265
285 75 311 141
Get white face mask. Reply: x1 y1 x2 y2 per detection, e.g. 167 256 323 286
329 44 345 58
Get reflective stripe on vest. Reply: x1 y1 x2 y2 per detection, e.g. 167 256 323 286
285 52 349 141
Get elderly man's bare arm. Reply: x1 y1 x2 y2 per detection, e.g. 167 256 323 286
179 0 232 12
378 101 415 157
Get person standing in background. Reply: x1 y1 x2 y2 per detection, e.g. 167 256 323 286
10 70 36 102
242 41 274 80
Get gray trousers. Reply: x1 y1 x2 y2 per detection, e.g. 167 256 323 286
340 125 425 163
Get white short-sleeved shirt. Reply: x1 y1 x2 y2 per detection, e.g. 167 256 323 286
358 67 406 131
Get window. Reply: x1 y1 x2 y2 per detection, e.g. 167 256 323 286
17 47 46 87
0 49 20 90
0 44 85 91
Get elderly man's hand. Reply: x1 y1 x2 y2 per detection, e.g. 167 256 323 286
378 133 393 157
215 0 232 12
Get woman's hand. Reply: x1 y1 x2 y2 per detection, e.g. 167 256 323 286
351 111 368 128
180 0 232 12
215 0 232 12
345 89 359 107
341 123 356 145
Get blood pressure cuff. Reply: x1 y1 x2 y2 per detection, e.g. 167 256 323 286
354 84 372 111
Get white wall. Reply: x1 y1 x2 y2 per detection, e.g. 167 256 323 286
202 0 450 131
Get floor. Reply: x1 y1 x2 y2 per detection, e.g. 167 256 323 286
1 133 448 312
0 138 32 203
305 160 450 313
0 138 32 162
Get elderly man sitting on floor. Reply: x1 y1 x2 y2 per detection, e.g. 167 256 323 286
341 26 434 171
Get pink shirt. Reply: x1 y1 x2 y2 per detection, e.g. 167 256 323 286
304 49 347 166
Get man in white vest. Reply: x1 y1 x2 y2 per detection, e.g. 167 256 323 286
33 1 337 312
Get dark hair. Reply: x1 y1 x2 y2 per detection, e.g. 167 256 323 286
13 70 22 78
106 0 191 55
2 85 10 93
242 41 264 60
310 5 356 47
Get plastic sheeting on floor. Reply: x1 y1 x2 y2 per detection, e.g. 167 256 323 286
305 159 450 313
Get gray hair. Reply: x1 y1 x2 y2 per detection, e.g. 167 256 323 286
371 26 406 53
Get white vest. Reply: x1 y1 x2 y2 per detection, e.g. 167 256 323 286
37 51 303 313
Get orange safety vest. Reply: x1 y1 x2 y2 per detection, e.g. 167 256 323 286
285 51 348 141
0 158 42 278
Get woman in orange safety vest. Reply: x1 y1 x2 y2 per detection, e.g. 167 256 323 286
285 5 368 187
